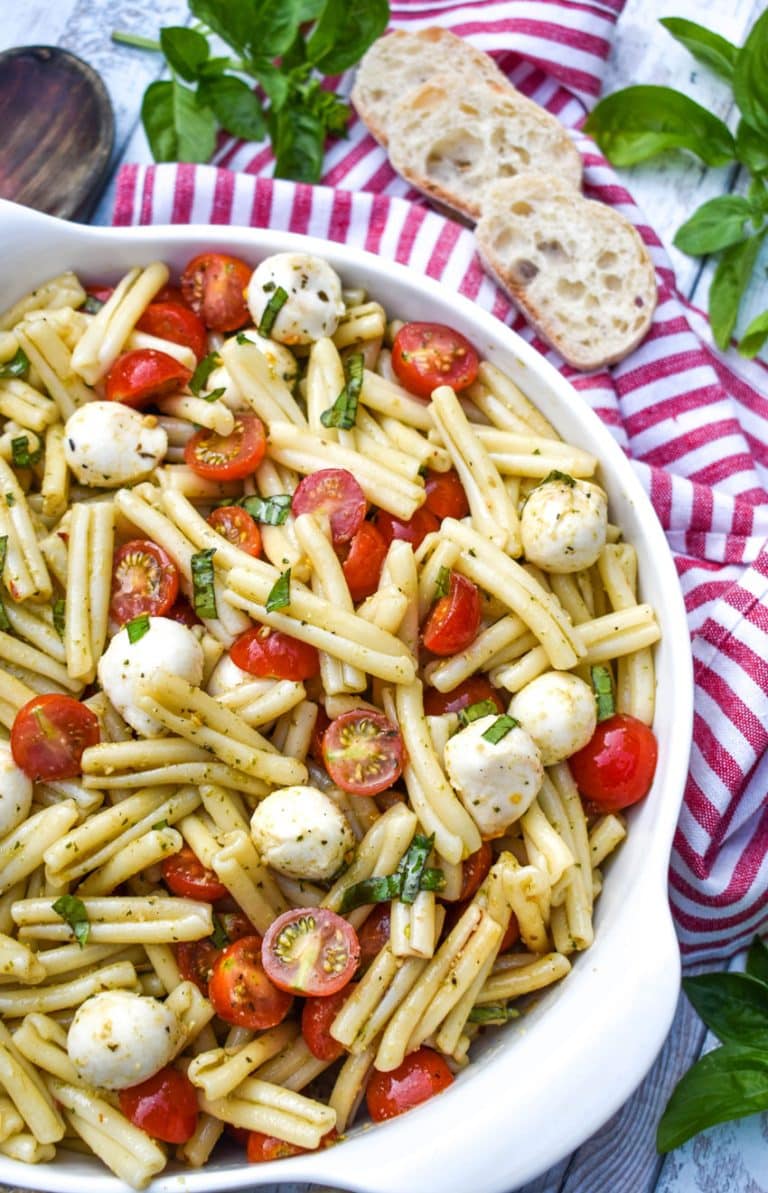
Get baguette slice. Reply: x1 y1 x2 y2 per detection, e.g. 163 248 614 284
387 76 582 221
476 175 657 371
352 28 509 147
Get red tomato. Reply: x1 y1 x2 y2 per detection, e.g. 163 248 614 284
185 416 266 481
209 935 293 1030
230 625 320 681
374 506 439 550
166 595 202 628
309 706 331 763
423 676 504 718
424 468 470 520
177 912 257 994
119 1067 198 1144
180 252 251 332
153 284 190 307
136 301 208 360
422 573 482 656
11 694 100 781
84 285 113 306
459 842 493 902
246 1128 338 1162
341 521 388 602
392 322 479 400
322 710 404 797
207 506 262 558
357 903 391 970
292 469 367 546
110 539 179 625
568 714 658 812
499 913 521 953
105 348 192 409
262 908 359 996
366 1047 454 1122
301 985 355 1061
162 846 228 902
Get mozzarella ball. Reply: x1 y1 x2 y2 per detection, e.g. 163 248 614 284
250 785 354 881
206 653 253 698
520 477 607 573
67 990 183 1090
0 741 33 837
246 253 345 346
509 671 597 766
98 617 204 738
64 401 167 487
444 715 544 837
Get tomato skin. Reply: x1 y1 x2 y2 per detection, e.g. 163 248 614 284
357 903 391 970
309 706 331 763
374 506 439 551
136 301 208 361
459 842 493 902
422 573 482 656
207 506 262 558
176 912 257 994
341 521 388 602
11 694 100 781
209 936 293 1030
262 908 360 997
292 469 367 546
568 714 658 812
322 710 405 797
230 625 320 681
301 986 355 1061
105 348 192 409
185 415 266 481
424 468 470 520
110 539 179 625
366 1047 454 1122
119 1067 198 1144
162 846 228 902
166 596 202 628
391 322 479 400
181 252 252 332
423 676 504 718
246 1128 338 1162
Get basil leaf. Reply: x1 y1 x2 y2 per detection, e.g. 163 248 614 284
320 355 363 430
683 972 768 1048
0 348 29 379
482 715 519 744
659 17 738 81
737 120 768 176
266 567 291 612
189 351 223 397
709 233 766 350
11 435 43 470
126 613 150 644
739 308 768 358
52 598 66 639
272 103 325 183
0 536 10 632
458 699 500 727
584 86 736 167
339 873 401 913
191 547 218 619
240 493 292 526
210 912 230 949
258 286 289 337
52 895 90 948
160 26 210 82
306 0 389 73
590 664 616 722
398 833 434 905
468 1004 520 1024
188 0 251 56
252 59 290 110
249 0 306 59
141 78 217 164
733 8 768 135
82 294 105 314
673 195 754 256
746 936 768 986
152 819 169 831
657 1043 768 1153
419 867 446 893
197 76 266 142
434 566 451 600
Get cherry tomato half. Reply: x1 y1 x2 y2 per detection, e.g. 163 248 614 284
153 284 190 307
11 694 100 781
357 903 391 970
422 572 482 656
392 322 479 400
207 506 262 558
262 908 360 996
209 935 293 1030
230 625 320 681
181 252 252 332
292 469 367 546
166 595 202 628
374 506 439 551
119 1067 198 1144
185 415 266 481
341 521 388 603
177 911 257 994
105 348 192 409
459 842 493 902
366 1047 454 1122
423 676 504 718
424 468 470 520
162 845 228 902
322 710 405 797
568 714 658 812
246 1128 338 1162
301 985 355 1061
110 539 179 625
136 300 208 361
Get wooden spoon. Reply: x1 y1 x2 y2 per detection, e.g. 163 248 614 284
0 45 114 222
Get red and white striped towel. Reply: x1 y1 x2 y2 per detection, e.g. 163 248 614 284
113 0 768 962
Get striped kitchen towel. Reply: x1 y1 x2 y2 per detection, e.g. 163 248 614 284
113 0 768 962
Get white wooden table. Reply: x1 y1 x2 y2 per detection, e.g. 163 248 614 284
2 1 768 1191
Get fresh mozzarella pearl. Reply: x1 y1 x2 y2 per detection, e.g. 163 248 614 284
206 653 253 698
444 714 544 837
67 990 183 1090
246 253 345 346
98 617 204 738
250 785 354 881
0 741 33 836
509 671 596 766
520 477 607 573
63 401 167 488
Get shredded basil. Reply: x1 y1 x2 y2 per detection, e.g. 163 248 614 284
482 714 519 744
52 895 90 948
339 873 402 914
152 819 168 831
240 493 292 526
458 699 499 728
540 469 576 488
591 664 616 722
320 351 364 430
468 1004 519 1024
191 547 217 619
82 294 105 315
0 347 29 379
266 567 291 612
398 833 434 905
0 536 9 632
126 613 151 644
52 597 66 639
418 867 446 893
210 913 230 949
11 435 43 470
339 833 444 912
434 565 451 600
189 350 224 401
257 286 289 337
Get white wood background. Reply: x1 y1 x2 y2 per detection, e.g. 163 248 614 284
1 1 768 1191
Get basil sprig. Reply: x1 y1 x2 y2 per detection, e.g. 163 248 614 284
191 547 217 618
320 352 364 430
585 9 768 356
239 493 292 526
52 895 90 948
339 833 445 913
266 567 291 612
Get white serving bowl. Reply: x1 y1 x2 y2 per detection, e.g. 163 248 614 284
0 198 693 1193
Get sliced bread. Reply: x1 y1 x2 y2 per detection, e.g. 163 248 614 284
351 28 509 147
386 76 583 221
475 174 657 371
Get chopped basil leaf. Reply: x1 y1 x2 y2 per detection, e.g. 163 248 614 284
52 894 90 948
191 547 218 619
240 493 292 526
126 613 151 643
82 294 105 314
266 567 291 612
468 1004 519 1024
11 435 43 470
0 348 29 379
540 469 575 488
0 536 9 632
434 565 451 600
202 387 226 402
397 833 434 905
257 286 289 337
320 351 363 430
482 714 519 744
152 819 169 831
235 332 252 345
458 699 499 727
339 837 445 912
4 492 15 507
419 866 446 893
210 913 230 949
339 873 402 914
52 598 66 638
591 664 616 722
189 350 223 396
